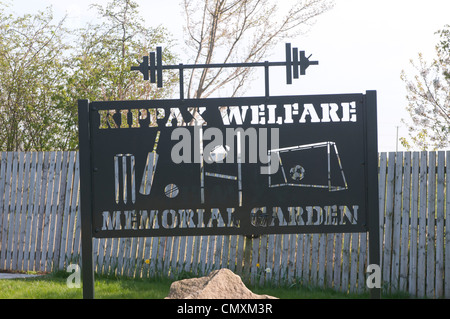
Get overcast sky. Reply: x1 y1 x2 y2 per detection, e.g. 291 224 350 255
6 0 450 151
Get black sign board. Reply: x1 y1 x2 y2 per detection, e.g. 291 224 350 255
77 45 380 299
85 93 372 238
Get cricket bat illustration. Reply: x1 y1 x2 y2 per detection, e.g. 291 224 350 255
139 131 160 195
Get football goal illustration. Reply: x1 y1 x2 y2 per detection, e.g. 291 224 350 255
267 141 348 192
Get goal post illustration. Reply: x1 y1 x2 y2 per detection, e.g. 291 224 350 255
267 141 348 192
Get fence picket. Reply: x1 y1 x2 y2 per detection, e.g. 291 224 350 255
400 152 411 291
29 152 44 271
53 151 69 270
303 234 311 285
409 152 420 295
333 233 342 291
58 151 76 269
325 233 335 288
265 235 274 282
97 237 107 275
125 237 135 277
242 237 251 282
17 152 30 271
341 233 351 293
199 236 208 275
176 236 186 274
206 235 215 274
34 152 46 270
72 183 82 260
23 152 37 272
378 152 387 269
11 152 25 271
287 234 296 284
349 233 359 293
115 238 124 276
310 234 319 286
66 154 80 264
0 153 6 248
220 235 229 269
273 234 282 283
236 235 245 276
149 236 159 276
391 152 403 292
436 151 445 297
250 236 260 285
141 237 152 278
279 234 289 284
258 235 268 286
170 236 179 277
0 152 6 269
38 152 54 271
383 152 396 288
318 234 326 288
46 151 63 272
6 153 19 270
129 237 139 277
426 152 437 298
184 236 194 272
191 236 201 274
1 152 13 269
417 151 428 297
445 151 450 298
357 233 367 293
295 234 304 284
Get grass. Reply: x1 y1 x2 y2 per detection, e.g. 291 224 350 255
0 271 413 299
0 271 172 299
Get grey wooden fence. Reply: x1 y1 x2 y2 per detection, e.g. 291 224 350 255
0 150 449 298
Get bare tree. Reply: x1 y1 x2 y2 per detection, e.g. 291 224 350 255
182 0 334 99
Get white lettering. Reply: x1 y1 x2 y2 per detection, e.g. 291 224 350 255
165 108 186 127
98 101 359 129
299 103 320 123
99 205 358 232
220 106 249 125
342 101 357 122
321 103 340 122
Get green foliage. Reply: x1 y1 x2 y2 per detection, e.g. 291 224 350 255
0 5 70 151
0 0 177 151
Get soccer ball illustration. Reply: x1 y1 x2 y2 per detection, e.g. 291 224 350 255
290 165 305 181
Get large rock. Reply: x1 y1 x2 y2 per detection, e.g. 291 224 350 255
165 268 277 299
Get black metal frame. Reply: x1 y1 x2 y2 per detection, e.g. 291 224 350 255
78 99 95 299
365 91 381 299
77 43 379 299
